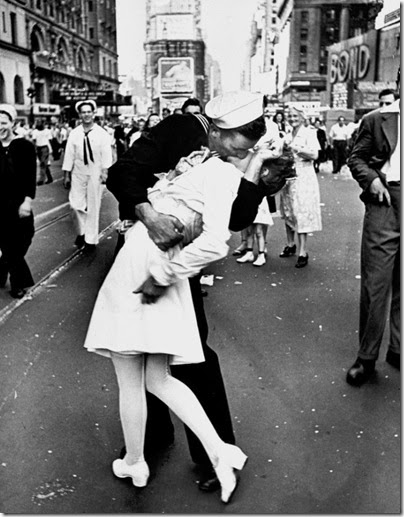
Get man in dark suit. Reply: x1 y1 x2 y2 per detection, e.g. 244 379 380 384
346 80 400 386
107 92 271 490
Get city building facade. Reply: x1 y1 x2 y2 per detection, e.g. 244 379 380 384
326 2 400 114
0 0 120 123
245 0 279 98
274 0 383 109
144 0 206 114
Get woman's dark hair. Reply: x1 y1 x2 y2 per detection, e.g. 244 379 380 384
232 115 266 141
36 122 44 131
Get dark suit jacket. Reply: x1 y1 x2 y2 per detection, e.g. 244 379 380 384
347 106 399 204
107 113 264 231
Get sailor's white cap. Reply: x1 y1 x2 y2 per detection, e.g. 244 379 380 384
0 104 17 122
75 99 97 113
205 91 264 129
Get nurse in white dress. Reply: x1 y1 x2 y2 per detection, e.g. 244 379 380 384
83 91 273 503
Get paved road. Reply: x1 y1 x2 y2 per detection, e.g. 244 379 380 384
0 165 400 514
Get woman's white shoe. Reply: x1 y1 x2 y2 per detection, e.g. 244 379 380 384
236 251 255 263
253 253 266 267
214 445 248 504
112 459 150 487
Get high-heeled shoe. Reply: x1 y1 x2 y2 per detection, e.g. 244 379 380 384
236 250 254 263
112 458 150 487
213 444 248 504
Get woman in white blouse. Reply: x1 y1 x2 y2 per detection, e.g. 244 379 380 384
279 106 322 268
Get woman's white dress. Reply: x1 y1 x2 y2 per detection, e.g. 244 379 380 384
279 126 322 233
84 157 242 365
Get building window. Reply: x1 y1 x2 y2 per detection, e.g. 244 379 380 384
14 75 24 104
36 0 41 8
300 27 308 40
102 57 106 75
299 62 307 73
300 45 307 57
88 1 93 12
10 12 17 44
2 12 6 32
301 10 309 25
89 27 94 38
0 73 5 102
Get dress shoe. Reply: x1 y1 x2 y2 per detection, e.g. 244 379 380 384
232 244 248 256
213 444 248 504
198 467 221 493
112 459 150 487
74 235 85 248
84 242 97 252
252 253 266 267
346 359 376 386
236 250 254 263
386 350 400 370
201 289 208 298
36 180 44 186
45 177 53 184
279 244 296 257
10 287 26 299
295 254 309 268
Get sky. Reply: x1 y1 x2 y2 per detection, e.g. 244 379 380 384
115 0 259 91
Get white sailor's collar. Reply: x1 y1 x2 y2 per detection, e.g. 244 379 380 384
380 99 400 113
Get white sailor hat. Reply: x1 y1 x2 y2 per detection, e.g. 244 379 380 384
0 104 17 122
75 99 97 113
205 91 264 129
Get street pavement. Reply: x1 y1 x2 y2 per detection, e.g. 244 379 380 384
0 162 400 514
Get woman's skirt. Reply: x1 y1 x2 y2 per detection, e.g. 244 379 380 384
84 222 205 366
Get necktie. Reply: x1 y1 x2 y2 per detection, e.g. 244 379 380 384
83 129 94 165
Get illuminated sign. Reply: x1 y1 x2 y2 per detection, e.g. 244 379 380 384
330 46 370 84
328 31 377 85
159 57 194 93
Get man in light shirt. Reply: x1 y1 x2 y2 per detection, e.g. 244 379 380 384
346 79 400 386
329 115 349 174
62 100 112 251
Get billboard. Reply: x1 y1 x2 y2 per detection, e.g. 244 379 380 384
159 57 194 94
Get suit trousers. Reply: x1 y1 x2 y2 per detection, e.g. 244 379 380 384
332 141 347 173
114 233 235 466
358 184 400 360
0 212 35 290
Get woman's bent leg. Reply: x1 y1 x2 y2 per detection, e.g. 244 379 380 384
145 354 247 502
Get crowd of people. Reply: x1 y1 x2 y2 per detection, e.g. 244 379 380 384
0 80 400 504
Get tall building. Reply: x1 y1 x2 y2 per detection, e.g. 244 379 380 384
247 0 279 97
274 0 383 105
0 0 120 122
144 0 206 114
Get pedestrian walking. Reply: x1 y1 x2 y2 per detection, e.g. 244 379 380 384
346 85 400 386
0 104 36 299
279 106 322 268
106 91 271 492
31 121 53 185
62 100 112 251
329 116 349 174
